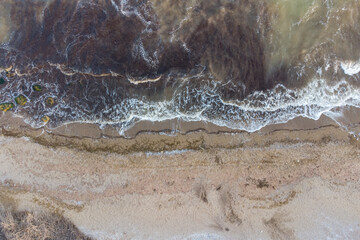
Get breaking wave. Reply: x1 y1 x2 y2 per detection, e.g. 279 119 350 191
0 0 359 135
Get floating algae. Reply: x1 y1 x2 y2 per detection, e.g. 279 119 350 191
32 84 42 91
45 97 55 107
15 95 27 106
0 102 14 112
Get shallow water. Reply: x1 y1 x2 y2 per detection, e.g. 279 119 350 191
0 0 359 134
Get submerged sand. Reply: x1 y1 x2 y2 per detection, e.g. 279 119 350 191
0 111 360 239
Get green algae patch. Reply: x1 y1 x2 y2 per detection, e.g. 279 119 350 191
32 84 42 91
0 78 5 84
41 115 50 123
45 97 55 107
0 102 14 112
15 94 27 106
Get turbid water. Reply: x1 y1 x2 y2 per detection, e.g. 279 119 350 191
0 0 359 135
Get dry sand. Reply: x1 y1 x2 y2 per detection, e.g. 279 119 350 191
0 111 360 239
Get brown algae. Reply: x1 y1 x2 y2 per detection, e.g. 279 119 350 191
0 102 14 112
45 97 55 107
15 95 27 106
41 115 50 123
32 84 42 91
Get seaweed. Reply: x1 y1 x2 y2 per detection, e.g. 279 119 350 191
32 85 42 91
0 103 14 112
41 115 50 123
14 95 27 106
45 97 55 107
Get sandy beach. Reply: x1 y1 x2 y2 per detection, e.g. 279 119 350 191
0 111 360 239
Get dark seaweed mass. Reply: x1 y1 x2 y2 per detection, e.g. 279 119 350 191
0 0 280 126
13 0 269 85
4 0 276 93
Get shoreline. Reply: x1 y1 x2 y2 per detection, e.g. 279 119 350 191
1 106 359 154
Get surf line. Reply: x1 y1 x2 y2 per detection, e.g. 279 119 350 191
49 63 125 78
127 75 162 85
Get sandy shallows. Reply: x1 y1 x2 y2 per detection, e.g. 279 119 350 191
0 121 360 239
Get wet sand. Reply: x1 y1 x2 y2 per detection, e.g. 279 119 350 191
1 110 360 239
1 106 359 154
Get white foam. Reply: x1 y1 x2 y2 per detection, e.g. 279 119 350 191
341 60 360 75
37 77 360 136
3 51 360 137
